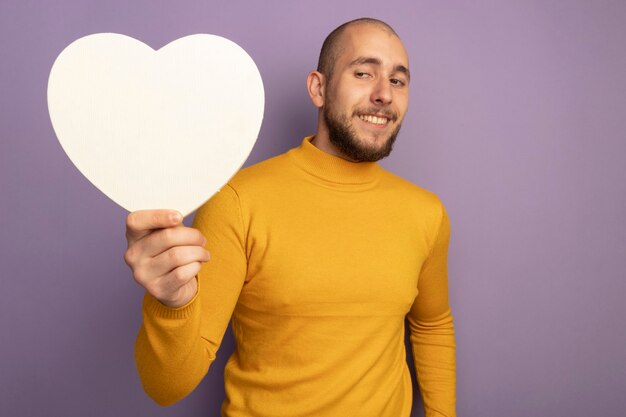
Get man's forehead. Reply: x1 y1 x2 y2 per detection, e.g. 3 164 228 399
337 23 409 66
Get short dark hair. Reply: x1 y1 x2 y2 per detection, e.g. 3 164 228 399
316 18 399 82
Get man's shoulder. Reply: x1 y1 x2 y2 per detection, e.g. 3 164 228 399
376 167 448 230
226 148 294 192
379 167 444 208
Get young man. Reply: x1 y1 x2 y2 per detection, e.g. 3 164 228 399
124 18 456 417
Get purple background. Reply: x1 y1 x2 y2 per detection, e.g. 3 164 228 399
1 1 625 416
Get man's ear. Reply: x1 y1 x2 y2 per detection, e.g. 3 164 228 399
307 71 326 108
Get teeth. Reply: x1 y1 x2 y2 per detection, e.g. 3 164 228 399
359 115 388 125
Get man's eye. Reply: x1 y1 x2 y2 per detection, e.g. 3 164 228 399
355 72 370 78
390 78 406 86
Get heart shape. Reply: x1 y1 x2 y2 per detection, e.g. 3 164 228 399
47 33 264 217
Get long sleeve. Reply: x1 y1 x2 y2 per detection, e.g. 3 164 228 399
407 204 456 417
134 184 248 406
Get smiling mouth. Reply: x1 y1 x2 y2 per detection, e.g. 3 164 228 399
358 114 390 126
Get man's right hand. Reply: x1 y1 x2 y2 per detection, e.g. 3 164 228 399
124 209 210 308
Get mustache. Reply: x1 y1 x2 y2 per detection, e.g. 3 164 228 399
352 108 398 122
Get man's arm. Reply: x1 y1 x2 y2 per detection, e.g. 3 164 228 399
407 203 456 417
130 185 247 405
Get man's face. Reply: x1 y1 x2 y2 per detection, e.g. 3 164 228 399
322 24 410 162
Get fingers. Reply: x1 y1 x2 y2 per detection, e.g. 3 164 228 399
144 245 210 280
149 262 203 305
129 244 208 306
123 209 208 307
125 209 183 244
135 225 207 258
125 233 209 280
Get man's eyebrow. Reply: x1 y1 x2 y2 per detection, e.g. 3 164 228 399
349 56 411 81
350 56 382 67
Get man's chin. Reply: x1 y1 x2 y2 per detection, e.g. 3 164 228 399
358 135 392 150
354 130 397 149
333 136 396 162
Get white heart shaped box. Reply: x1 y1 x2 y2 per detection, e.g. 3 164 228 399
48 33 264 217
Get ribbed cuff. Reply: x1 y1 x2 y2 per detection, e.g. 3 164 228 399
143 289 200 320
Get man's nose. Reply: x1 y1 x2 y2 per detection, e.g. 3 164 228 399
371 78 392 105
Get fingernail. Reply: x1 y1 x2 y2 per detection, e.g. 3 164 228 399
170 212 182 223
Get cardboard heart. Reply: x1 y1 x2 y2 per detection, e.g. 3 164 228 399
47 33 264 217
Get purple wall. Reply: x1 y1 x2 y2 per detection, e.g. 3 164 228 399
1 1 625 416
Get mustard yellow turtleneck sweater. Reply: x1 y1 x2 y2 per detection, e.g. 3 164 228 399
135 136 456 417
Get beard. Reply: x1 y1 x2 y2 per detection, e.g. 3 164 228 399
323 103 402 162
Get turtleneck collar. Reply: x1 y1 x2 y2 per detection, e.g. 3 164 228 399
287 136 381 185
